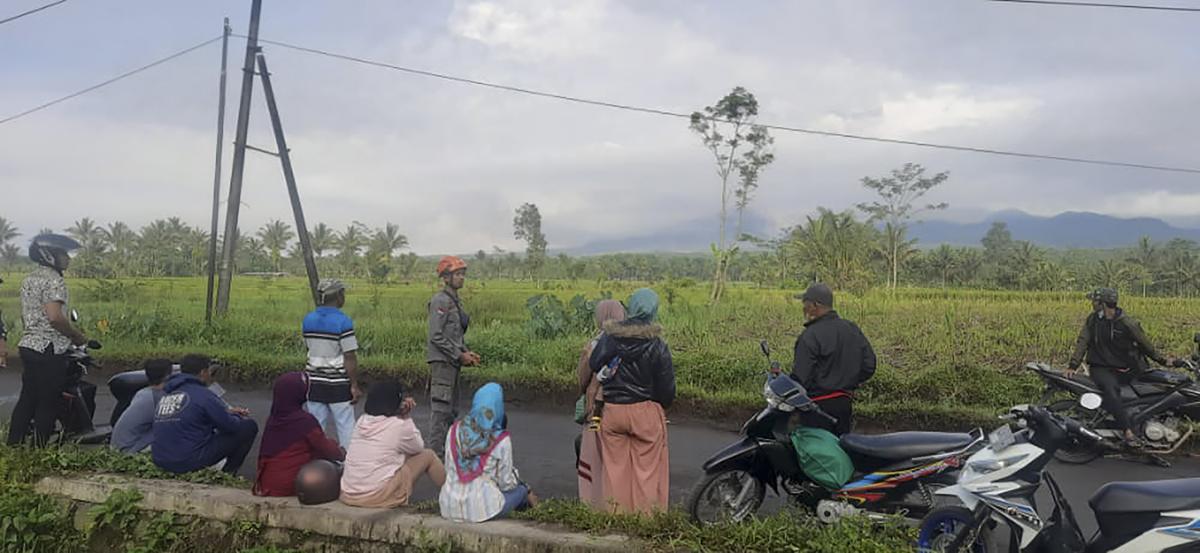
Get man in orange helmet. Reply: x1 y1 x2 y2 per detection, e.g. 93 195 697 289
427 256 481 458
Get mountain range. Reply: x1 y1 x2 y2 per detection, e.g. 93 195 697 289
564 211 1200 254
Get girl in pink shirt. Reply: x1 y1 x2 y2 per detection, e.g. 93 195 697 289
340 380 445 508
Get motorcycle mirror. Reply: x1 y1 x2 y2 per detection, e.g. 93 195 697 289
70 309 79 322
1079 393 1103 411
759 340 771 358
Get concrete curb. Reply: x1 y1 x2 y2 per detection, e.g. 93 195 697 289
35 475 634 552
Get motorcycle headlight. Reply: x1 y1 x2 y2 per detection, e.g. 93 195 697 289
968 454 1028 474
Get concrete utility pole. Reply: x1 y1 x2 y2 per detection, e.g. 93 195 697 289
205 17 232 324
215 0 263 315
257 53 321 306
212 0 322 313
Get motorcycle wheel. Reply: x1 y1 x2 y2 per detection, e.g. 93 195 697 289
685 469 766 525
1047 399 1105 464
917 505 994 553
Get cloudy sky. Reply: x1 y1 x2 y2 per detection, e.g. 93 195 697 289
1 0 1197 254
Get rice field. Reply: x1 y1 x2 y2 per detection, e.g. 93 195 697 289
2 274 1197 429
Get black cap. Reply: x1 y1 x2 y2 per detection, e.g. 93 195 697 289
797 283 834 307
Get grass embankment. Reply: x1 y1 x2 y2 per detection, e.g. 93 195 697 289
0 444 914 552
2 274 1197 430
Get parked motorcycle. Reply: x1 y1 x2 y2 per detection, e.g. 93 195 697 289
919 394 1200 553
686 341 985 525
1027 353 1200 465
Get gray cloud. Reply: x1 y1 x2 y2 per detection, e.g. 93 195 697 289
1 0 1197 254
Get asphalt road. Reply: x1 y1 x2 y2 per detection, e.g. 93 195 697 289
4 368 1200 537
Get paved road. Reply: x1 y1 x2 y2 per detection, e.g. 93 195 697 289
4 369 1200 536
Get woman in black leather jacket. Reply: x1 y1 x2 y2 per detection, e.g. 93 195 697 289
588 288 674 513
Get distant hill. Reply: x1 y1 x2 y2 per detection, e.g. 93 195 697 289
565 211 773 255
909 211 1200 249
563 210 1200 254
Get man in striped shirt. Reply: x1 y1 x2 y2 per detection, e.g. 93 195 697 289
302 279 361 447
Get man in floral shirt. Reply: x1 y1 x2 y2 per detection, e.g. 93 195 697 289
6 234 91 447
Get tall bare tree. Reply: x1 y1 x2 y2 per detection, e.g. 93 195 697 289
857 163 949 289
689 86 775 302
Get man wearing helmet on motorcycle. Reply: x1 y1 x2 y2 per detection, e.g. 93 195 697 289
426 256 481 458
1067 287 1176 446
7 234 93 447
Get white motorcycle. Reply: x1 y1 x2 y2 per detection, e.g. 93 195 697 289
919 393 1200 553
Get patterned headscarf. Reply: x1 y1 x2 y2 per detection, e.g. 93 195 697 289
450 382 507 482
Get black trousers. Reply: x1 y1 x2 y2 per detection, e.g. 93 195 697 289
1090 366 1135 432
6 346 70 447
796 395 853 436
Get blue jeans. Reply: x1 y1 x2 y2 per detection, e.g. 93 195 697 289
492 484 531 520
304 401 356 447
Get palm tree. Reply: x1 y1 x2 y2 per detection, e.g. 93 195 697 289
257 220 295 273
927 244 957 288
102 222 137 276
309 223 334 258
1126 236 1158 295
0 217 20 246
1 243 20 266
66 218 107 276
369 223 408 259
333 224 367 276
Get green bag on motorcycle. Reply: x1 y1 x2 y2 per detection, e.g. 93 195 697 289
790 427 854 490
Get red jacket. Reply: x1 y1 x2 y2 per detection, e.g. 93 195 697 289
253 428 344 497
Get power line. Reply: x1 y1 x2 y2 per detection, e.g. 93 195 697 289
0 36 222 126
244 35 1200 176
989 0 1200 12
0 0 69 26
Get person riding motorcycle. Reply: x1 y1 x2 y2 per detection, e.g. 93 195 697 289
1066 287 1175 447
6 233 94 447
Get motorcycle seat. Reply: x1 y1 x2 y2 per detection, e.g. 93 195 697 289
1090 478 1200 515
839 431 975 461
1062 372 1155 400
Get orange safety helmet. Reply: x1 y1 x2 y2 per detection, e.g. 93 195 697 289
437 255 468 276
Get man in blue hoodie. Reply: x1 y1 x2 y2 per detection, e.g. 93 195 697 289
152 354 259 475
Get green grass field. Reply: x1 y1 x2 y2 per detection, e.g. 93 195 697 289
3 274 1197 429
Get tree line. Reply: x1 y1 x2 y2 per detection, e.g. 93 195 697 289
2 213 1199 297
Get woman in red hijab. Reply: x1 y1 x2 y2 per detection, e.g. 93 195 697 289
254 372 345 496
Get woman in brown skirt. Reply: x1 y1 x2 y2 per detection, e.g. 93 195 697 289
588 288 675 514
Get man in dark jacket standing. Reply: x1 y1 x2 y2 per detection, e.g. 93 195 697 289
791 283 876 436
427 256 481 458
152 354 258 475
1067 287 1175 446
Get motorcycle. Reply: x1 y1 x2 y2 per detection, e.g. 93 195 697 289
1027 353 1200 465
686 341 985 525
919 394 1200 553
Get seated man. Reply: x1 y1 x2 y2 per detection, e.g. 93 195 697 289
152 354 259 476
111 358 173 454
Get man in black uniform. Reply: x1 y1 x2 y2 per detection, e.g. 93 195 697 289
790 283 876 436
1067 287 1175 446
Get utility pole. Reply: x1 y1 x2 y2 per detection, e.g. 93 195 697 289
257 53 321 306
215 0 263 315
205 17 232 324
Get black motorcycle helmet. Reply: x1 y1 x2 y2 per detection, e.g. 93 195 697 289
295 459 342 505
28 233 81 274
1087 287 1118 307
